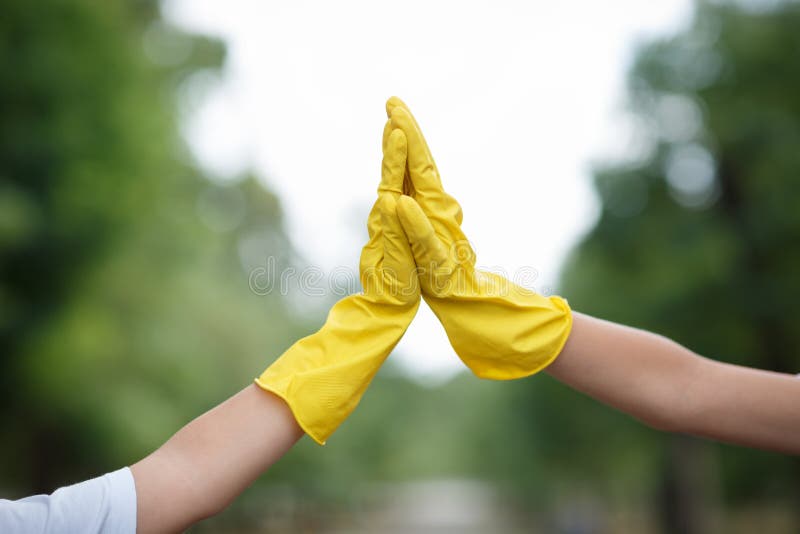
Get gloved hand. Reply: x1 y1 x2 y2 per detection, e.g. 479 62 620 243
385 97 572 380
256 128 419 444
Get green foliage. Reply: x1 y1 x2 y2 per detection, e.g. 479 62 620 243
559 0 800 528
0 0 306 493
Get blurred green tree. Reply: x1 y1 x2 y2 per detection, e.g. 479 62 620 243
555 0 800 532
0 0 306 495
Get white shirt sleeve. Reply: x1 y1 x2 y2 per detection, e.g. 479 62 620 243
0 466 137 534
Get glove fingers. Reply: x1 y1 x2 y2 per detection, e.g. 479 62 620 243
396 195 452 274
364 127 407 275
385 98 416 196
379 128 407 195
380 195 415 290
382 120 415 195
381 119 392 152
389 105 439 191
379 130 414 290
387 100 464 229
385 95 405 118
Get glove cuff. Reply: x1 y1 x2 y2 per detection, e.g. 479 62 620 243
256 294 419 444
426 288 573 381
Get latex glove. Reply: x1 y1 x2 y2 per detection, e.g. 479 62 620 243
385 97 572 380
256 128 419 444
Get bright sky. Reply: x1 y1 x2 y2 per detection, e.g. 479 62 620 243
165 0 692 382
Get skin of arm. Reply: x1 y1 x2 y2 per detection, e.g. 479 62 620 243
127 122 413 533
547 312 800 454
130 384 303 534
125 314 798 533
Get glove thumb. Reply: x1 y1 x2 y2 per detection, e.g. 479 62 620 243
396 195 453 277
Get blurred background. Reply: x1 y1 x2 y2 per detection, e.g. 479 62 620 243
1 0 799 532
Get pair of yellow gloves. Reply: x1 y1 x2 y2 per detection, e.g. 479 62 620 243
256 98 572 444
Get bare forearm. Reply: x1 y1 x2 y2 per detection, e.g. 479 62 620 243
547 312 800 454
131 384 303 534
681 358 800 453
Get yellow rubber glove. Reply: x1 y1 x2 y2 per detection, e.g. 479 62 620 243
385 96 572 380
256 128 419 444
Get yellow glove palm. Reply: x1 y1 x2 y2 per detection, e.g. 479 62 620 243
256 128 419 444
386 97 572 380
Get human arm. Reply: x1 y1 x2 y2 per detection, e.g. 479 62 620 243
131 385 302 534
0 386 299 534
547 312 800 454
132 125 419 531
0 122 417 534
387 96 800 454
